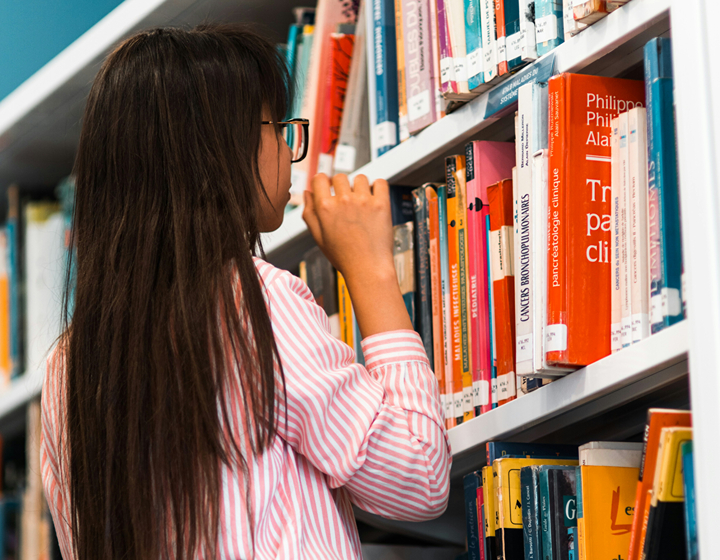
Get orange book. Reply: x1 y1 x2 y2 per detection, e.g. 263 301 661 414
487 179 516 405
318 33 355 175
446 157 464 425
426 185 447 419
627 409 692 560
494 0 508 76
546 73 645 368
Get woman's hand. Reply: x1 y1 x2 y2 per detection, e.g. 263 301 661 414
302 173 395 281
302 173 413 337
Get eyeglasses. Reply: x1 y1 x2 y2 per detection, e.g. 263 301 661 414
262 118 310 163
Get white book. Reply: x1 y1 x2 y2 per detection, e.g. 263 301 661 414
611 118 622 353
562 0 586 40
480 0 498 84
628 107 650 343
24 204 65 374
579 441 643 468
519 0 538 61
618 112 632 348
516 87 533 376
446 0 471 94
365 0 379 160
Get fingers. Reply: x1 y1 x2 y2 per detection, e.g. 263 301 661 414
371 178 390 201
353 174 372 196
311 173 332 204
302 190 324 246
332 174 352 197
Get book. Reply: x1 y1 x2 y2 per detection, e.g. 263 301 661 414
535 0 563 57
0 231 9 388
562 0 586 40
24 202 65 374
641 427 692 560
465 141 515 413
404 0 438 133
627 409 692 560
413 186 433 364
482 466 498 560
366 0 400 158
390 186 417 225
521 465 544 560
681 441 697 560
495 0 509 75
394 0 410 142
478 483 488 560
335 0 371 174
575 464 640 560
572 0 608 25
480 0 498 84
486 441 579 465
538 465 577 560
437 0 459 97
644 38 683 333
304 247 341 338
519 0 538 61
446 156 466 423
393 222 416 325
488 178 516 404
318 32 356 176
610 118 622 353
627 107 650 344
617 112 632 348
464 472 484 560
446 0 473 99
428 0 448 119
504 0 525 72
465 0 484 92
437 184 456 425
578 441 642 468
546 73 645 368
426 185 447 416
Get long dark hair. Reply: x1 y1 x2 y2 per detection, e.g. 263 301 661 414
61 24 289 559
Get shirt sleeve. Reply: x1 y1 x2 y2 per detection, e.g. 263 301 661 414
265 270 451 521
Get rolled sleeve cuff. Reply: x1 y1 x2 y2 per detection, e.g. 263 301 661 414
360 330 431 371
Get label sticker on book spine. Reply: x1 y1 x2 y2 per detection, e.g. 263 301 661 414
507 32 523 61
631 313 649 343
496 36 507 63
516 334 533 363
333 145 357 173
650 294 663 325
408 90 431 121
491 378 498 403
662 287 682 317
535 15 558 43
440 57 454 85
444 395 454 421
468 48 483 79
611 322 622 352
620 317 632 347
372 121 397 150
463 387 473 413
453 57 469 83
317 153 334 177
454 392 464 418
545 324 568 352
478 380 490 406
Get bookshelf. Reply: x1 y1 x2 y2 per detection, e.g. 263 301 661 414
0 0 716 556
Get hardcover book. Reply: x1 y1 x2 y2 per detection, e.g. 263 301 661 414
465 0 486 91
437 0 459 96
535 0 563 57
546 73 645 368
404 0 438 133
445 0 475 99
494 0 509 75
681 441 698 560
521 466 543 560
520 0 538 61
538 466 577 560
413 187 434 364
437 184 456 425
482 466 498 560
480 0 498 84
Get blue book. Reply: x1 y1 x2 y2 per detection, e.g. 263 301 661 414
535 0 564 57
521 466 542 560
285 24 302 79
644 37 683 333
539 467 553 560
465 0 485 91
6 186 20 379
539 465 576 560
574 466 583 560
681 441 698 560
368 0 400 158
486 442 578 465
390 186 416 225
464 472 483 560
504 0 525 71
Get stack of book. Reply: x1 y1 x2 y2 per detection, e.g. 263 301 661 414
283 0 640 201
463 408 697 560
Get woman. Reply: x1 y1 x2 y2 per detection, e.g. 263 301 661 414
40 24 450 559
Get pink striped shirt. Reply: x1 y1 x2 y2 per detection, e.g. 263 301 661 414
41 257 451 559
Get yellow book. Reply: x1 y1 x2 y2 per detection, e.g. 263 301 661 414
337 271 354 348
482 466 496 541
577 465 639 560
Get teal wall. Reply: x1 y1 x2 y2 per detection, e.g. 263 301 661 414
0 0 125 102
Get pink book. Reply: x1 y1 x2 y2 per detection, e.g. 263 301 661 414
464 140 515 414
436 0 458 95
403 0 437 133
293 0 358 193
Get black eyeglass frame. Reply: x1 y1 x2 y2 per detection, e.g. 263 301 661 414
262 118 310 163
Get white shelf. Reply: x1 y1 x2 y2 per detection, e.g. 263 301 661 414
263 0 671 260
0 0 301 191
0 368 44 424
449 321 688 471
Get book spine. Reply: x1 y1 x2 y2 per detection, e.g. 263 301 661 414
393 223 416 325
465 473 483 560
365 2 380 160
437 0 459 95
371 0 400 157
504 0 523 71
539 470 552 560
516 85 534 376
545 75 567 366
487 212 498 406
521 468 537 560
465 0 485 91
535 0 563 57
494 0 508 75
519 0 538 61
488 179 517 405
573 0 608 25
681 442 698 560
611 118 622 353
394 0 410 142
478 485 488 560
644 38 683 333
455 157 474 420
0 231 8 387
466 144 489 414
562 0 585 39
447 0 471 94
446 158 465 424
413 187 434 365
482 466 498 559
437 184 456 426
628 108 650 343
428 0 448 117
404 0 437 133
480 0 498 83
619 112 632 348
427 186 447 417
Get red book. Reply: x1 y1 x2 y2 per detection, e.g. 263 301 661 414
546 73 645 367
465 141 515 414
318 33 355 175
494 0 508 76
488 179 516 405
